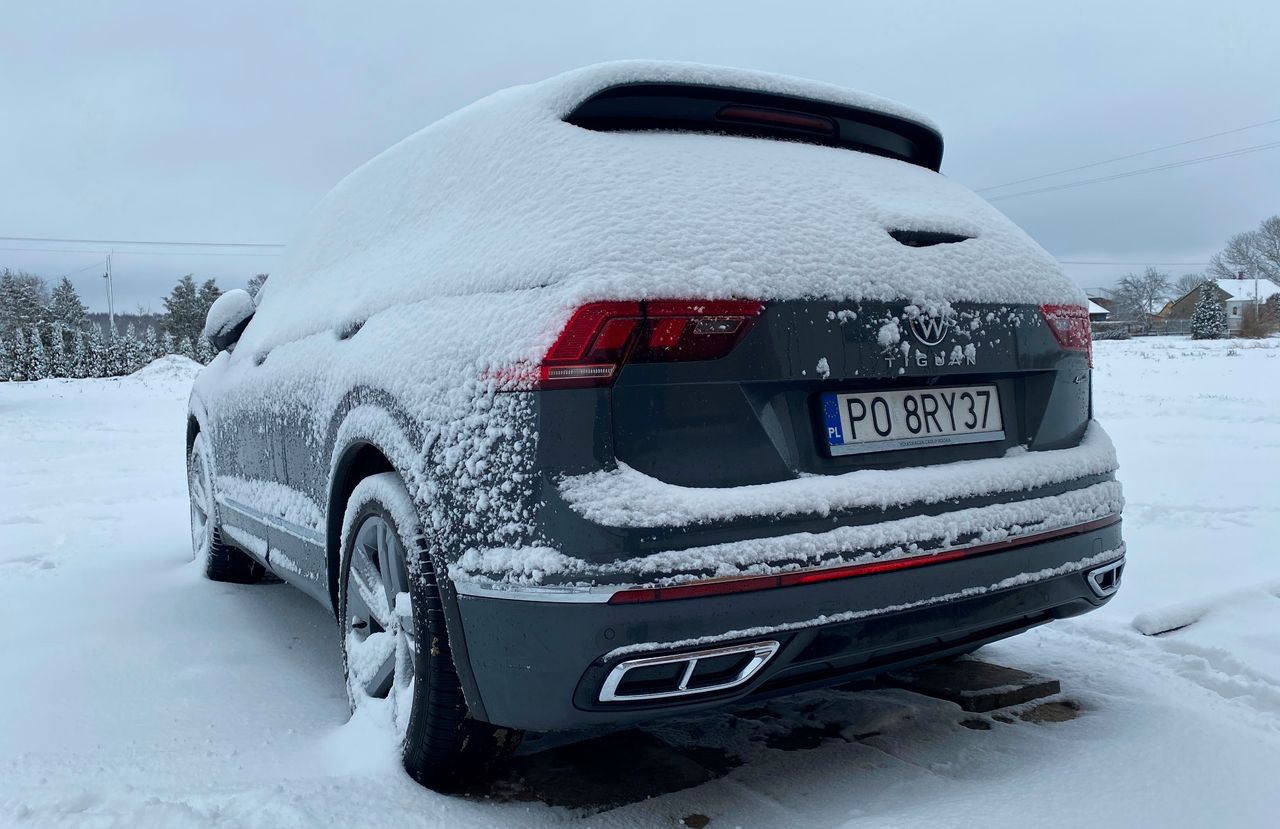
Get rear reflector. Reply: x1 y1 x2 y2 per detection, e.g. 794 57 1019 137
1041 304 1092 366
607 514 1122 604
538 299 764 388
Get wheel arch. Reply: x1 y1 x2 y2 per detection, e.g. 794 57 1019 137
326 440 397 614
325 401 490 723
324 401 434 611
186 391 213 459
186 414 201 457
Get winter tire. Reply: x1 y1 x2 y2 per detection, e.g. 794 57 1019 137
187 433 265 583
338 472 520 791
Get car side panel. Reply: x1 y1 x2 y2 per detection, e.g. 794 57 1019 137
195 348 279 569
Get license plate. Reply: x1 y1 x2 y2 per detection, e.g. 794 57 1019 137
820 385 1005 456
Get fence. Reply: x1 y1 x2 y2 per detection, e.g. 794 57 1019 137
1092 319 1192 339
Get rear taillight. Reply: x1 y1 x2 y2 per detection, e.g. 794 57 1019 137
539 300 764 389
1041 304 1092 367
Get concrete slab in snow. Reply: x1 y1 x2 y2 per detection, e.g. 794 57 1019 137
886 659 1061 712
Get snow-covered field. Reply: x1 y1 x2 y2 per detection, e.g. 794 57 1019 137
1 341 1278 828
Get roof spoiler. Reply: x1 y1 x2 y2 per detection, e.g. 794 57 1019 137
566 82 944 171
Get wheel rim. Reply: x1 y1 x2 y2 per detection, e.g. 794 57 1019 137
344 514 417 740
189 448 212 559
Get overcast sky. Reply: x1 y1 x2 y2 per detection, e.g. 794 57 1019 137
3 0 1277 311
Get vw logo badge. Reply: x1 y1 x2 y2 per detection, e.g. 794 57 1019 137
909 314 950 347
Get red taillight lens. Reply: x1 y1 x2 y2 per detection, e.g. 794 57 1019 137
538 299 764 389
1041 304 1092 367
632 300 764 364
539 301 641 388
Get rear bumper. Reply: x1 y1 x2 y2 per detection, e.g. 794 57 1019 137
452 517 1123 731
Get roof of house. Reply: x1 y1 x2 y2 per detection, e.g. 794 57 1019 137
1169 277 1280 309
1088 299 1110 316
1212 278 1280 302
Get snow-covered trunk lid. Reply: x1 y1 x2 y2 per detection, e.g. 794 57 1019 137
610 300 1091 488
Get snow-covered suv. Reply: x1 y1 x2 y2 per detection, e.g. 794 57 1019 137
187 61 1125 790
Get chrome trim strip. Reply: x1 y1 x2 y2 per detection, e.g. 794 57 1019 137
598 640 780 703
218 496 325 546
599 546 1125 663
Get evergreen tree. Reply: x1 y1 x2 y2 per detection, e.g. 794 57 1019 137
197 278 222 315
0 335 12 381
161 275 204 344
195 336 215 364
1264 295 1280 330
122 323 146 373
0 270 50 338
48 322 70 377
195 279 222 356
176 336 195 361
143 326 160 362
11 328 29 381
246 273 268 298
159 329 176 357
85 326 107 378
1191 281 1228 340
70 329 89 379
48 277 89 331
105 330 127 376
27 325 49 380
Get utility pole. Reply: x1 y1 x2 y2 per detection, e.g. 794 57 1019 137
103 252 116 337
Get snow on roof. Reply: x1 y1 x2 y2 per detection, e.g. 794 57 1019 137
1088 299 1110 316
245 60 1084 355
1212 278 1280 302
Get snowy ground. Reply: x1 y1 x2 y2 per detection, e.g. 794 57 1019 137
1 342 1278 828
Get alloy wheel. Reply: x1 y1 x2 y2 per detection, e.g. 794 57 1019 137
344 513 417 740
188 448 212 559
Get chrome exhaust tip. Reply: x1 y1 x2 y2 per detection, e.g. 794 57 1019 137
599 640 780 703
1086 558 1124 598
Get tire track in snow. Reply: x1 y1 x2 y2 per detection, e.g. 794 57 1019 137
1047 623 1280 731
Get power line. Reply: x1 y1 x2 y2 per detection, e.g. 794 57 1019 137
977 115 1280 192
1059 260 1210 266
0 245 280 258
56 259 109 279
987 141 1280 202
0 234 284 248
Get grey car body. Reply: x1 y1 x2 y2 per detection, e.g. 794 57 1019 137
188 62 1123 742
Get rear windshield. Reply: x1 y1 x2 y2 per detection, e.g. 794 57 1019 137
566 83 944 171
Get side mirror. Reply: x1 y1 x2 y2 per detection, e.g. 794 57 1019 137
203 289 256 352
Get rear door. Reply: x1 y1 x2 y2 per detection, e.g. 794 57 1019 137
610 299 1091 488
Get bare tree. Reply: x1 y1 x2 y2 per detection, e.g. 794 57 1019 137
1111 267 1172 325
1207 215 1280 283
1173 273 1204 298
1237 303 1278 339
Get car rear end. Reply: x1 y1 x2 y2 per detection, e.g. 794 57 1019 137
445 78 1124 732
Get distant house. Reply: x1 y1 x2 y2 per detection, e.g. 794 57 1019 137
1165 277 1280 332
1087 299 1110 322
